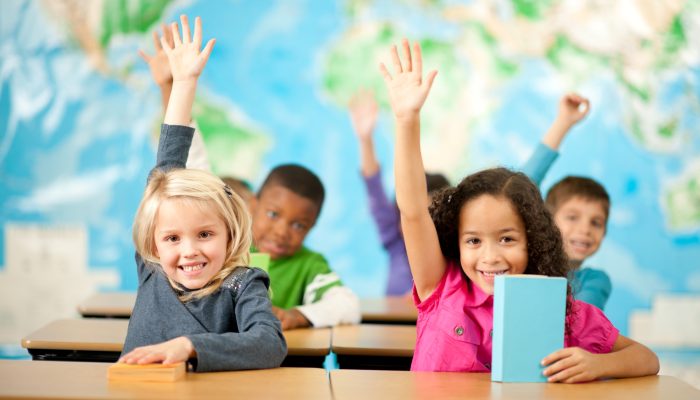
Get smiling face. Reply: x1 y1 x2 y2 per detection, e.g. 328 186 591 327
251 184 318 260
153 198 229 289
552 196 607 262
458 194 528 295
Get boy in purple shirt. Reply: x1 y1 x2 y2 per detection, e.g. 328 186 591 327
349 90 449 295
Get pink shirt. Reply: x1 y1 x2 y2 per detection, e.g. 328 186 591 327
411 261 619 372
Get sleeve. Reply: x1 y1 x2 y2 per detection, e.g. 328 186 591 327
134 253 153 286
294 254 361 327
363 169 403 250
154 124 195 174
565 300 619 354
296 285 361 328
186 268 287 372
575 269 612 311
185 122 212 171
521 142 559 186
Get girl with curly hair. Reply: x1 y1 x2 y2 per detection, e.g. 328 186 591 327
379 39 658 382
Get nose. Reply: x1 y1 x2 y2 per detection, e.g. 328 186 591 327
480 241 501 265
181 239 200 258
271 219 290 239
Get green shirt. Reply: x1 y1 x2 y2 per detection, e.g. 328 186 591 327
255 246 343 309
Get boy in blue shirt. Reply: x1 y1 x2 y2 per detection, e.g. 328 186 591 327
523 93 612 310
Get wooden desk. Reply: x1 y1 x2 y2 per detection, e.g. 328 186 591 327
22 319 127 362
331 324 415 370
0 360 330 399
360 297 417 325
329 370 700 400
77 292 135 318
21 319 331 367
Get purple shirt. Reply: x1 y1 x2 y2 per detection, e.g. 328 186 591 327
363 171 413 295
411 261 619 372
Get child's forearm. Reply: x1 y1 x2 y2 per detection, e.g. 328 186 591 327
358 136 380 177
542 117 575 151
159 82 173 115
164 79 197 126
599 341 659 379
394 115 429 219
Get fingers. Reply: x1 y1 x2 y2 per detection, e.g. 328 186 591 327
193 16 203 49
162 23 174 48
413 41 422 77
152 30 161 50
379 62 393 82
196 38 216 69
171 22 182 46
401 39 412 72
180 15 191 44
423 69 438 93
541 348 569 366
390 45 403 75
138 49 151 63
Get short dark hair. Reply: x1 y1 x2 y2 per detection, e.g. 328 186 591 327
426 172 450 194
259 164 325 216
546 176 610 222
430 167 568 280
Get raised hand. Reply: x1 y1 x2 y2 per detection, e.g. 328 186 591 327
349 89 379 141
138 24 175 87
119 336 195 365
161 15 216 82
557 93 590 127
379 39 437 120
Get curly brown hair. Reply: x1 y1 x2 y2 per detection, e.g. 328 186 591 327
429 167 573 326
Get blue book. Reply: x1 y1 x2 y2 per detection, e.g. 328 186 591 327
491 275 567 382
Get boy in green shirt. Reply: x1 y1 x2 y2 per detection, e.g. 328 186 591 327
251 164 360 329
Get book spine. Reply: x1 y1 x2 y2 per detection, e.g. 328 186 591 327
491 277 506 381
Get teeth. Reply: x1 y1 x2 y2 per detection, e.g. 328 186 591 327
182 264 204 272
481 270 507 276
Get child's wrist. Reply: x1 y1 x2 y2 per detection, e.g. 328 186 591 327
394 113 420 126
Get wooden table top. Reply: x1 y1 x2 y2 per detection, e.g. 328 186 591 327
21 318 331 357
331 324 416 357
0 360 330 399
77 292 135 317
329 370 700 400
360 297 417 324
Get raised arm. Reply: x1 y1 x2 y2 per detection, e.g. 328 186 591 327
380 40 442 300
522 93 590 185
349 89 380 177
139 24 174 113
161 15 215 126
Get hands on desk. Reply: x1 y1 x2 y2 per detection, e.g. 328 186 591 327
272 306 311 330
119 336 196 365
541 346 602 383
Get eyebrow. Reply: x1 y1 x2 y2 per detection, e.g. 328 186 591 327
461 227 519 235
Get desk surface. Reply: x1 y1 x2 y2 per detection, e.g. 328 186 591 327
0 360 330 399
360 297 417 324
331 324 415 357
21 319 330 357
329 370 700 400
77 292 135 318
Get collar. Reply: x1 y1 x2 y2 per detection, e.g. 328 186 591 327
464 278 493 308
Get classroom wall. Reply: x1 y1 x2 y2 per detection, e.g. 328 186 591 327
1 0 699 366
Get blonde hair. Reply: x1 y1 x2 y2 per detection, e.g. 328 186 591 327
133 168 252 302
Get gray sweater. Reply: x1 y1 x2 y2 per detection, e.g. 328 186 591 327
122 124 287 372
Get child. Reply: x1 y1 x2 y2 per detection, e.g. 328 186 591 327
522 95 612 310
349 90 449 295
120 15 286 372
250 165 361 329
380 39 658 381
